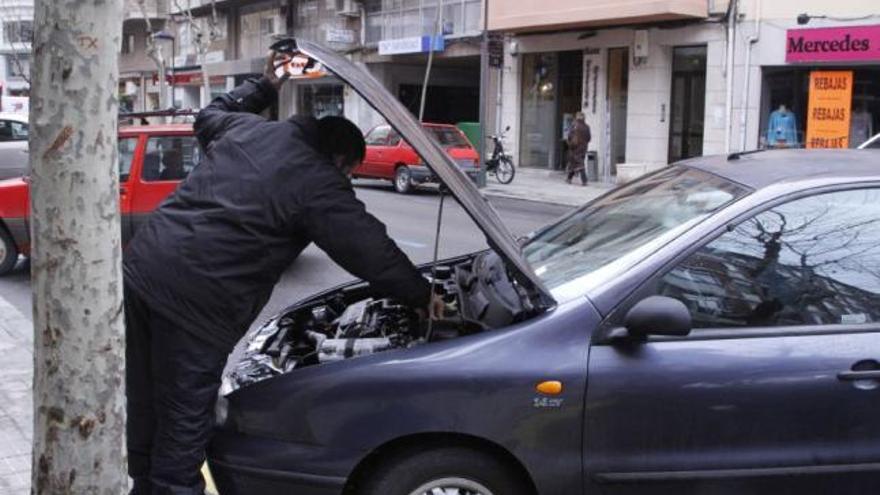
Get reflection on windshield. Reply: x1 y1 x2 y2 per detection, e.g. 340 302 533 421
524 166 749 289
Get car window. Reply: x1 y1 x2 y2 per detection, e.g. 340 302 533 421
0 120 26 142
386 129 401 146
118 137 138 183
659 188 880 328
426 126 471 148
365 126 391 146
142 136 201 182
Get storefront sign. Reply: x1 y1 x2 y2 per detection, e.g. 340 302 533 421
488 33 504 69
378 35 445 56
326 28 356 44
806 70 853 149
786 25 880 63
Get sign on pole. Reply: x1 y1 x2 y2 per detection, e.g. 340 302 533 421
806 70 853 149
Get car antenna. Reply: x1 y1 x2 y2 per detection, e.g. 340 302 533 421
421 2 444 342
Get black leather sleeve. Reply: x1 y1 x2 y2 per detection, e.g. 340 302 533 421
300 171 432 309
194 76 278 151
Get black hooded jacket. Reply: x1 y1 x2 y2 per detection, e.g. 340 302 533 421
123 76 431 349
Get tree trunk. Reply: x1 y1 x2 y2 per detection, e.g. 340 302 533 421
29 0 127 493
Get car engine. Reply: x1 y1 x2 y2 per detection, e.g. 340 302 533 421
223 251 534 392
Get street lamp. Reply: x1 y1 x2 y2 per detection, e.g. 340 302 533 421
152 30 176 109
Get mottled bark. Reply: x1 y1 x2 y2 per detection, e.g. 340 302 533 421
29 1 127 494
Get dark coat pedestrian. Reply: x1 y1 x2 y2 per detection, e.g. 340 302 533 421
565 113 591 185
123 52 439 495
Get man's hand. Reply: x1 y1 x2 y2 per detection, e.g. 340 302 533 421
264 50 291 91
428 294 445 321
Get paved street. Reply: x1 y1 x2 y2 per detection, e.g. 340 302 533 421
0 183 570 493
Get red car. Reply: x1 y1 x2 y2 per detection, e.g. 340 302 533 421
356 123 480 193
0 122 198 275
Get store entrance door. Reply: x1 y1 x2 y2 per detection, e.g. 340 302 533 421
606 47 629 176
519 50 583 169
668 46 707 162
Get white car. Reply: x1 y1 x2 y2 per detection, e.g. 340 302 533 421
858 133 880 150
0 113 28 180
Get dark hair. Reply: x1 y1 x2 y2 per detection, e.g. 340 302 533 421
316 116 366 169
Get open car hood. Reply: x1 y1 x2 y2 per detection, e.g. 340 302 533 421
284 39 555 307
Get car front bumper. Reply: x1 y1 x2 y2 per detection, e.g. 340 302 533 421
208 430 352 495
409 164 479 184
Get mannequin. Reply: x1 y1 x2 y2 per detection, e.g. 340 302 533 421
767 104 798 148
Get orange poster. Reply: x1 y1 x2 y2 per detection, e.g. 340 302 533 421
806 70 853 149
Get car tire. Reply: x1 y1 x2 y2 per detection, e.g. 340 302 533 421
495 157 515 184
360 446 530 495
0 226 18 276
394 166 413 194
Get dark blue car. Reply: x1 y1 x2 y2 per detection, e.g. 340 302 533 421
207 41 880 495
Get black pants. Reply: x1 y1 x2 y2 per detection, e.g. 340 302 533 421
125 286 232 495
566 168 587 185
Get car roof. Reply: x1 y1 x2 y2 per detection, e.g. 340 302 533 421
0 113 27 122
119 123 193 136
681 149 880 190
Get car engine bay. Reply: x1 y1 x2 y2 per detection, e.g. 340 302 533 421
223 251 536 392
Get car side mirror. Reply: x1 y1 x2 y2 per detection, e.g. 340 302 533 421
613 296 692 341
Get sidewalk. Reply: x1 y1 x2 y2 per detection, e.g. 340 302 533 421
0 295 33 494
480 166 614 207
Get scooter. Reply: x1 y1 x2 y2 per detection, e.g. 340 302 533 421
485 126 515 185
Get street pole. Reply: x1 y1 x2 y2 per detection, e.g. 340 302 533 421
29 0 127 493
477 0 489 188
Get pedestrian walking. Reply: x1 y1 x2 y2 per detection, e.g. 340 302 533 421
565 112 591 186
123 51 443 495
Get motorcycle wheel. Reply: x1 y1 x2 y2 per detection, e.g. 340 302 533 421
495 158 515 184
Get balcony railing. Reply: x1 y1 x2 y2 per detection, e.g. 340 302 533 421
364 0 482 45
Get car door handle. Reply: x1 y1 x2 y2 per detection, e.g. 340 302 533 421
838 370 880 381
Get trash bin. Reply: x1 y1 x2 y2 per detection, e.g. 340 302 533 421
587 151 599 182
457 122 481 157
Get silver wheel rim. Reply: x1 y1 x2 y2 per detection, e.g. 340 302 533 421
0 238 7 263
396 169 409 191
407 477 494 495
497 163 513 183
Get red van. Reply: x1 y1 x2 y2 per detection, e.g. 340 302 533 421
0 122 198 275
355 123 480 193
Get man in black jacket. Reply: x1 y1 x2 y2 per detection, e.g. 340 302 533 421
124 52 440 494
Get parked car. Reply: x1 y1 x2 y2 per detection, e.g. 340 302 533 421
356 123 480 193
209 40 880 495
0 112 30 181
0 121 199 274
858 133 880 149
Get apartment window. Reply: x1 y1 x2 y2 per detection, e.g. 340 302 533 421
4 21 33 44
121 34 136 55
6 54 29 80
363 0 481 45
240 3 282 58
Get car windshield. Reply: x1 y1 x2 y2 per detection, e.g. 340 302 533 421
524 166 749 289
426 126 471 148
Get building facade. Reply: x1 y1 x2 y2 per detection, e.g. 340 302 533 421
0 0 32 97
488 0 880 184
